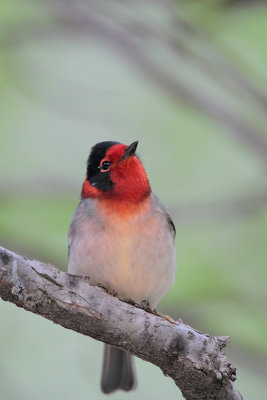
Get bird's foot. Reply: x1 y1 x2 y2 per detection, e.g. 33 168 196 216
96 283 108 292
95 284 117 297
140 299 151 310
140 299 157 315
122 297 139 306
108 288 118 297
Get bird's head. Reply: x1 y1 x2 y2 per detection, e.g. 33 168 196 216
81 141 151 202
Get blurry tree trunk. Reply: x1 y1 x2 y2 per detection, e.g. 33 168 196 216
2 1 267 167
50 0 267 167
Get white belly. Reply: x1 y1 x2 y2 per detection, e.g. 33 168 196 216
68 198 176 308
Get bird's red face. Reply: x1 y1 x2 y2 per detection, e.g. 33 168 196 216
81 141 151 203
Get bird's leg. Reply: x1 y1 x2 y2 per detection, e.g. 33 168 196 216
140 299 158 314
140 299 151 309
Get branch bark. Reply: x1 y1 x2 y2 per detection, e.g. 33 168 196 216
0 245 242 400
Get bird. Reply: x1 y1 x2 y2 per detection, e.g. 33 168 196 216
67 140 177 394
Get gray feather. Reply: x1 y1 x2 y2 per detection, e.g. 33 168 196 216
101 345 136 394
151 193 176 239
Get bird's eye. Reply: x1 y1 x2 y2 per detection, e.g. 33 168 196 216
100 161 111 171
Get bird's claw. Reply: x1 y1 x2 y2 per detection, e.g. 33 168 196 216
140 299 158 314
96 283 108 292
140 299 151 310
121 297 139 306
108 288 118 297
96 284 117 297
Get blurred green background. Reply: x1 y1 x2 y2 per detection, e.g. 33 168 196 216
1 0 267 399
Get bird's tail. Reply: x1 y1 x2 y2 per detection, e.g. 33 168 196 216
101 344 136 394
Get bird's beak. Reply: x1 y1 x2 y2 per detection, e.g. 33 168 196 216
121 141 139 161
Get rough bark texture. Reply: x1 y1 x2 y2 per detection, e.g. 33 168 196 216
0 246 242 400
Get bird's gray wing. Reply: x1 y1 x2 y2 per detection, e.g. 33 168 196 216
151 193 176 239
67 198 96 257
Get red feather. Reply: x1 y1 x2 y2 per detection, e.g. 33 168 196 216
81 143 151 204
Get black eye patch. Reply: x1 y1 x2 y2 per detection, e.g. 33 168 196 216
86 141 119 192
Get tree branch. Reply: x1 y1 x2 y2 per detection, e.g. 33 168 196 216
51 0 267 167
0 246 242 399
2 1 267 167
